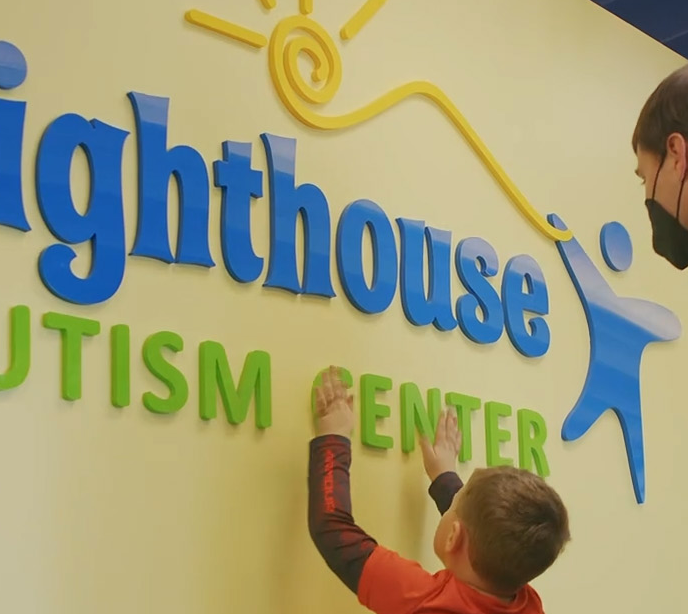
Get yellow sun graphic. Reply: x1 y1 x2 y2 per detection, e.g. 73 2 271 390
184 0 571 242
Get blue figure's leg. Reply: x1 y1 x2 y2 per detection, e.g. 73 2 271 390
561 372 610 441
618 410 646 504
616 410 645 503
613 378 646 504
562 372 646 503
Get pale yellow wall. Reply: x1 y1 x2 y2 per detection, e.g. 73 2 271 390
0 0 686 613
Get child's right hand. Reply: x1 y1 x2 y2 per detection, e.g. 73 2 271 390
313 366 354 438
419 409 462 482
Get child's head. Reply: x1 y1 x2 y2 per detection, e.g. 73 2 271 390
434 466 570 595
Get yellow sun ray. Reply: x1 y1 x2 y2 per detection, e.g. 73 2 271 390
341 0 388 40
259 0 277 8
185 10 268 48
300 0 313 15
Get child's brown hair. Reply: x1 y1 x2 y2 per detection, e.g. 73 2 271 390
456 466 570 594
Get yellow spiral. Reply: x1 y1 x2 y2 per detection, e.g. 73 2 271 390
268 15 571 243
269 16 342 114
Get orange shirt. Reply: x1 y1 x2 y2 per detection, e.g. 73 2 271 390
358 546 544 614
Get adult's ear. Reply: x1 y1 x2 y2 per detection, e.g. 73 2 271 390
666 132 688 179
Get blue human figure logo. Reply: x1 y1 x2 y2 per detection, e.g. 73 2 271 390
548 214 681 504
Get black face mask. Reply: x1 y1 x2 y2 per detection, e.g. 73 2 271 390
645 157 688 270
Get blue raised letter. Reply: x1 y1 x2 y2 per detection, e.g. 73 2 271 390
0 42 29 230
0 98 29 231
260 134 335 297
455 237 503 344
397 218 457 331
213 141 264 283
36 114 128 305
128 92 214 267
502 255 550 357
337 200 397 314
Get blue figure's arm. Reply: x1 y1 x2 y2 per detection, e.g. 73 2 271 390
548 214 682 343
547 214 616 303
617 297 682 342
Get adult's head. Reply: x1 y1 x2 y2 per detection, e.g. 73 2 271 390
633 65 688 269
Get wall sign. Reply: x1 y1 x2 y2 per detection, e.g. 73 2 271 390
0 1 681 502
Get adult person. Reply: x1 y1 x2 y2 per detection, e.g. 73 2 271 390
633 65 688 269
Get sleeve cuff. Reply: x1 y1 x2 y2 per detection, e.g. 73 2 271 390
428 471 463 514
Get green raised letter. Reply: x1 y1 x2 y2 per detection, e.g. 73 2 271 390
43 312 100 401
199 343 271 428
0 306 30 391
142 331 188 414
110 325 130 408
400 383 441 453
445 392 481 462
360 374 393 449
485 401 513 467
517 408 550 477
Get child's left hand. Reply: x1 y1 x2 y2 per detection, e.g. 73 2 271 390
419 409 462 482
314 366 354 438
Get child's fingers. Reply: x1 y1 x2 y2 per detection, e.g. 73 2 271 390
435 409 447 443
325 366 345 399
448 409 458 434
450 419 461 448
338 367 351 388
321 372 335 403
445 409 460 449
315 387 328 415
419 435 434 459
330 366 347 399
455 427 463 451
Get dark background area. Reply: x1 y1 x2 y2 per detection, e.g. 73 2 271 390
591 0 688 59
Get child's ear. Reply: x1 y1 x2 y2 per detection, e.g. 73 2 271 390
446 520 464 553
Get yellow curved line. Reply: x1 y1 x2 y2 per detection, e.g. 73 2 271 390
185 10 572 242
271 72 572 242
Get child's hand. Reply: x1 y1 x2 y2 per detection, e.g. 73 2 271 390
314 366 354 438
419 409 462 482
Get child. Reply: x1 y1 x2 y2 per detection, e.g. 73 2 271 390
309 366 570 614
